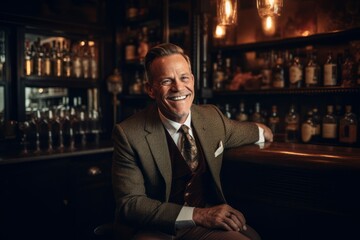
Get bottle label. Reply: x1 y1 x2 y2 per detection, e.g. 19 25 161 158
125 45 136 61
289 66 302 83
273 73 284 88
301 123 315 142
322 123 337 139
339 124 357 143
305 66 317 85
324 63 337 86
261 69 272 86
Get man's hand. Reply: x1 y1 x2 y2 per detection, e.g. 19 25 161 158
192 204 247 232
255 123 273 142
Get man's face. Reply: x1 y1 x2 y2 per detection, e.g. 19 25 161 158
146 54 195 123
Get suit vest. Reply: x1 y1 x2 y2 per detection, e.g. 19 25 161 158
165 128 218 207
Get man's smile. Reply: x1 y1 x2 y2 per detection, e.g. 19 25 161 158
168 94 190 101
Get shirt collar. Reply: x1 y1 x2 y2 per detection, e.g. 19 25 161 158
158 109 192 135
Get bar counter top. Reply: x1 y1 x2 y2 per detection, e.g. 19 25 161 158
0 141 114 165
1 140 359 169
224 142 360 169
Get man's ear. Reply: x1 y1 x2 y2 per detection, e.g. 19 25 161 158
145 82 155 99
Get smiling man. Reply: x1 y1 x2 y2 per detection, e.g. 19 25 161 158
112 43 273 240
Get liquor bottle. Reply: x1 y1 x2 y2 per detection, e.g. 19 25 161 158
81 42 90 79
251 102 266 124
311 107 321 142
55 41 63 77
89 43 98 79
26 111 38 152
36 110 50 151
60 108 73 149
33 38 44 76
289 54 303 88
305 51 320 87
137 27 149 62
283 50 293 88
224 58 233 89
62 40 72 77
323 51 338 86
126 0 138 20
341 49 356 87
272 53 285 88
301 110 315 143
125 28 137 62
24 40 33 76
213 50 225 90
49 109 61 149
235 101 248 122
72 44 82 78
261 52 272 89
223 104 232 119
129 71 143 94
322 105 338 143
43 45 52 76
285 104 299 142
339 105 357 144
268 105 280 135
0 32 4 79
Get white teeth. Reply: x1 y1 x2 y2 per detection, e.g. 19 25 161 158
171 95 187 101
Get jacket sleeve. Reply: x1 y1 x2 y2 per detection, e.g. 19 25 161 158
210 105 260 148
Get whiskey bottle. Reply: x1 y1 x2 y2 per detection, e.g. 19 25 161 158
224 104 232 119
24 40 33 76
341 49 356 87
137 27 149 63
285 104 299 142
261 52 272 89
235 101 248 122
312 107 321 142
323 51 338 86
43 45 52 76
125 28 137 62
62 40 72 77
72 44 82 78
272 53 285 88
322 105 337 143
251 102 266 124
81 42 90 79
305 51 320 87
301 110 315 143
339 105 357 144
126 0 138 20
54 41 63 77
49 109 61 149
289 54 303 88
89 43 98 79
268 105 280 135
33 38 44 76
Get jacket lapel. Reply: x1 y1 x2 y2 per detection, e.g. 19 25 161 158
191 105 223 194
144 106 172 201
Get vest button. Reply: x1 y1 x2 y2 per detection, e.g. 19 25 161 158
185 192 190 197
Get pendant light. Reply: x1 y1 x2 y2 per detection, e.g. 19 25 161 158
217 0 238 26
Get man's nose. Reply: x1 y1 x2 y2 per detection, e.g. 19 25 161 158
171 78 185 91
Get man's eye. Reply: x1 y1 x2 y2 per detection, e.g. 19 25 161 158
161 79 172 86
181 76 190 81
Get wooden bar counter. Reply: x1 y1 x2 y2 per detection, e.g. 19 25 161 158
221 142 360 240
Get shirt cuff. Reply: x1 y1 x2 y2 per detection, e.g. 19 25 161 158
175 206 196 229
255 126 265 148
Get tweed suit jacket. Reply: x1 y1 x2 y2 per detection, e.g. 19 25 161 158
112 103 259 235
